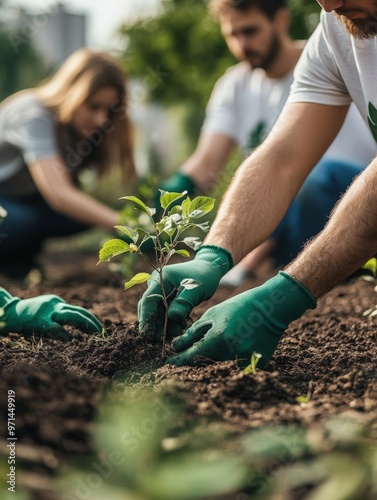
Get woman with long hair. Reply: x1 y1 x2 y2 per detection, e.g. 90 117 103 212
0 49 135 280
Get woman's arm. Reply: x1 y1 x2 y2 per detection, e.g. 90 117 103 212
28 155 119 229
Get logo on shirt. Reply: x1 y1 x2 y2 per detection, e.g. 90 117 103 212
248 120 267 151
368 102 377 143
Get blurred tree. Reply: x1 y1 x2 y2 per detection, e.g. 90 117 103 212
0 1 46 101
289 0 321 40
121 0 235 109
120 0 321 152
120 0 235 149
120 0 320 106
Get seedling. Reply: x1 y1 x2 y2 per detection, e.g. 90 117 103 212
93 328 110 342
295 380 314 405
244 351 262 375
98 190 215 357
360 257 377 318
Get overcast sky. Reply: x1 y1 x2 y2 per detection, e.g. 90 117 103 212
7 0 160 49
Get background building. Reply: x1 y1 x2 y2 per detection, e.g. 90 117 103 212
16 2 87 67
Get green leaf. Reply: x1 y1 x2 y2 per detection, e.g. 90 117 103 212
169 205 182 216
296 396 310 404
189 209 206 219
175 249 190 258
189 196 215 216
361 275 376 283
119 195 156 217
180 278 201 290
242 426 308 460
98 239 130 263
156 219 167 232
124 272 152 290
196 221 210 232
143 454 247 500
114 225 139 243
183 237 202 251
307 455 367 500
160 191 187 210
181 197 192 218
362 257 377 277
163 214 182 232
135 227 148 237
141 234 156 247
164 228 177 238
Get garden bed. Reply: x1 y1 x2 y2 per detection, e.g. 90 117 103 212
0 251 376 499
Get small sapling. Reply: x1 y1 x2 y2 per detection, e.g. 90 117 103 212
98 190 215 357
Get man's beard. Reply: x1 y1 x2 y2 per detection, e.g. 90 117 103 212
334 11 377 39
244 33 281 71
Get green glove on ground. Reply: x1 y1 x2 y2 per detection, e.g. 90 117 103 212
0 288 103 341
138 245 233 342
167 271 316 367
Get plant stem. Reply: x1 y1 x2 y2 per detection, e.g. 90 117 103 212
155 226 170 358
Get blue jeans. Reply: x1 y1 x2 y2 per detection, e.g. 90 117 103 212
0 194 90 269
271 158 364 265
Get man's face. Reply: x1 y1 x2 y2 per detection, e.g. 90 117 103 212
317 0 377 39
219 8 281 70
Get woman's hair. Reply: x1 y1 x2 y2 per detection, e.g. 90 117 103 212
37 49 135 181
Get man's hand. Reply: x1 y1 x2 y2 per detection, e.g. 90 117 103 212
138 245 233 342
0 288 103 341
167 271 316 367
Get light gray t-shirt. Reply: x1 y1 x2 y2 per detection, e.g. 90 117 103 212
0 92 58 197
288 10 377 147
203 60 377 166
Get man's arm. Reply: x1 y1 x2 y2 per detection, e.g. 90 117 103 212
287 157 377 298
205 102 349 263
180 132 236 193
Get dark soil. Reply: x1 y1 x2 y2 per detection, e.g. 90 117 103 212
0 251 376 498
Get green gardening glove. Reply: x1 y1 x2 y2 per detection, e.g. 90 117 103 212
138 245 233 342
158 172 198 198
167 271 316 367
0 288 103 341
154 172 199 216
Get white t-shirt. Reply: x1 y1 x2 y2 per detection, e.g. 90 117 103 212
288 10 377 152
203 59 377 166
0 92 58 197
